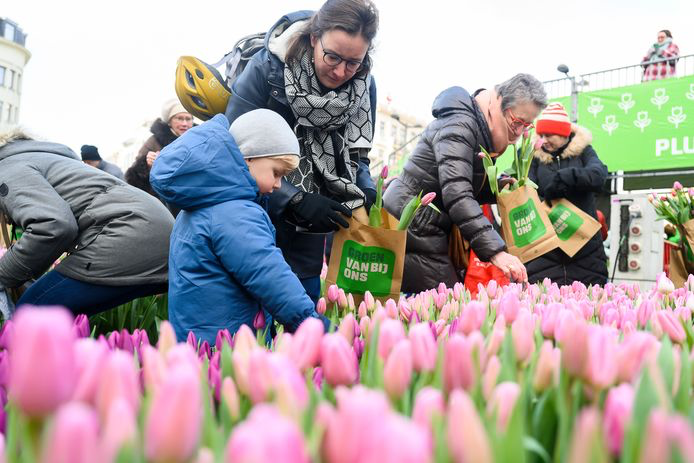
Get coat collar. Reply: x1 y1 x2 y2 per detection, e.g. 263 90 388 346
533 124 592 164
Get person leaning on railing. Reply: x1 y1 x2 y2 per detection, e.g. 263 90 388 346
642 29 680 81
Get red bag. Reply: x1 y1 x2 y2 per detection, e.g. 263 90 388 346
463 204 510 296
464 249 510 297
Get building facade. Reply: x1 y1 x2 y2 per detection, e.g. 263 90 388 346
0 18 30 133
369 102 427 177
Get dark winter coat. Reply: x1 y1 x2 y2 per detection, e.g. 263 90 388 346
125 119 180 215
526 125 608 286
383 87 507 294
149 115 322 344
224 10 377 279
0 131 173 289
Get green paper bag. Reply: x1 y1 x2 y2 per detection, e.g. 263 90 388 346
545 199 602 258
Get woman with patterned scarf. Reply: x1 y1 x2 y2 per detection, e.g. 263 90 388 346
642 29 680 82
225 0 379 302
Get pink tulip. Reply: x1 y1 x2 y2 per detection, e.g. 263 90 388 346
145 364 202 463
540 302 562 338
603 383 634 456
221 377 240 421
101 397 137 463
226 404 310 463
638 409 670 463
656 310 686 344
487 381 521 431
41 402 99 463
499 292 520 324
673 181 683 191
253 310 266 330
95 350 141 422
666 415 694 462
316 297 327 315
215 329 233 352
637 300 656 328
338 313 357 345
383 339 413 400
656 272 675 295
0 321 13 350
412 387 444 433
321 333 358 387
248 349 274 404
567 407 608 463
483 355 501 401
157 320 177 353
72 314 90 338
289 317 324 372
359 315 371 339
385 298 398 318
377 318 406 359
458 301 485 334
448 389 493 463
444 334 475 393
338 289 348 310
512 309 535 364
364 291 376 312
585 325 618 389
327 285 339 303
533 341 559 392
72 338 108 405
371 413 432 463
9 306 76 416
408 322 437 372
616 331 659 383
560 316 589 378
421 192 436 206
380 165 389 179
193 448 215 463
233 325 258 356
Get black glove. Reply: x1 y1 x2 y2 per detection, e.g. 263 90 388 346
290 192 352 232
363 188 377 213
542 173 567 200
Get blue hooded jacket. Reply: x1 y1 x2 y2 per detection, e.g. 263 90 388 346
150 114 319 343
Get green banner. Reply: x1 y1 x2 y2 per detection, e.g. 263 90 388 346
577 75 694 171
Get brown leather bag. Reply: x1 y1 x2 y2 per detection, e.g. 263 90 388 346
448 225 471 272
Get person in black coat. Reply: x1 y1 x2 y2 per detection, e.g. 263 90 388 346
383 74 548 293
527 103 608 286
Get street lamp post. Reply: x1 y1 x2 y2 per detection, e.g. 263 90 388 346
557 64 578 123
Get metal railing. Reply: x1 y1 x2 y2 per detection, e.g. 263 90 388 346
542 54 694 100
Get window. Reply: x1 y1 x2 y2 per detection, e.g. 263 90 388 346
4 104 11 123
3 23 15 41
0 67 5 87
15 73 20 93
0 102 3 122
6 70 13 89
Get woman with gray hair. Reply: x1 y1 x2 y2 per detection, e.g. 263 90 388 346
383 74 547 293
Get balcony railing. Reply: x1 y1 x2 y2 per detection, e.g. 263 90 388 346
543 54 694 100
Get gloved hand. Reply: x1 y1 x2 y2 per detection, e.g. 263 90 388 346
542 173 567 201
290 193 352 232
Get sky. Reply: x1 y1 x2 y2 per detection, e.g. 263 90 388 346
4 0 694 159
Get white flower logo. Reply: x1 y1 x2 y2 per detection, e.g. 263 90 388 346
618 93 635 114
587 97 604 118
633 111 651 133
667 106 687 129
650 88 669 109
601 115 619 135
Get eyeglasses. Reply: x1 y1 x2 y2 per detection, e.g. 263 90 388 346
506 108 534 131
319 37 364 73
172 115 193 123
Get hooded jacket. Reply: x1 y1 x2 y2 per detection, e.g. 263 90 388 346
224 11 378 279
526 125 608 286
383 87 506 294
0 131 173 288
149 114 321 344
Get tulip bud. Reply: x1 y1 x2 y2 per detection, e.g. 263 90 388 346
221 377 240 422
9 307 76 417
364 291 376 312
512 309 535 364
327 284 339 303
487 381 521 432
567 407 609 463
656 310 686 344
157 321 177 354
73 338 108 405
448 389 493 463
253 310 266 330
95 350 141 423
412 386 444 432
41 402 99 463
585 325 618 390
656 272 675 295
215 329 233 352
421 192 436 206
380 165 389 179
72 314 90 338
533 136 545 151
444 334 474 393
383 340 413 400
289 317 324 372
316 297 327 315
561 316 589 378
321 333 358 387
499 291 520 324
337 313 357 345
226 405 309 463
337 289 348 311
482 355 501 401
603 383 634 456
408 322 437 372
377 318 406 359
101 397 137 463
673 181 683 191
145 364 202 463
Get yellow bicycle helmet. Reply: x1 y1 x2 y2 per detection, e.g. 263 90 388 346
175 56 231 121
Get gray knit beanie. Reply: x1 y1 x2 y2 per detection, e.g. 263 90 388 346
229 109 300 159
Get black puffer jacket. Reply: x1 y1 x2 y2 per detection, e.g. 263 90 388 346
527 125 608 286
383 87 506 293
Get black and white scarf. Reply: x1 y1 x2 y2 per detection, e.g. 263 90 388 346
284 50 373 210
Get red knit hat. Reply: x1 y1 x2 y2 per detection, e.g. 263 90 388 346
535 103 572 137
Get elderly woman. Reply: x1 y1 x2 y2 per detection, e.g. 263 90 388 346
642 29 680 82
527 103 608 286
383 74 547 294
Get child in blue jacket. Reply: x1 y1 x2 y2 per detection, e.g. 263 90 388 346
150 109 327 343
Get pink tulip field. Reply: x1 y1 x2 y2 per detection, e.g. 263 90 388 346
1 274 694 462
